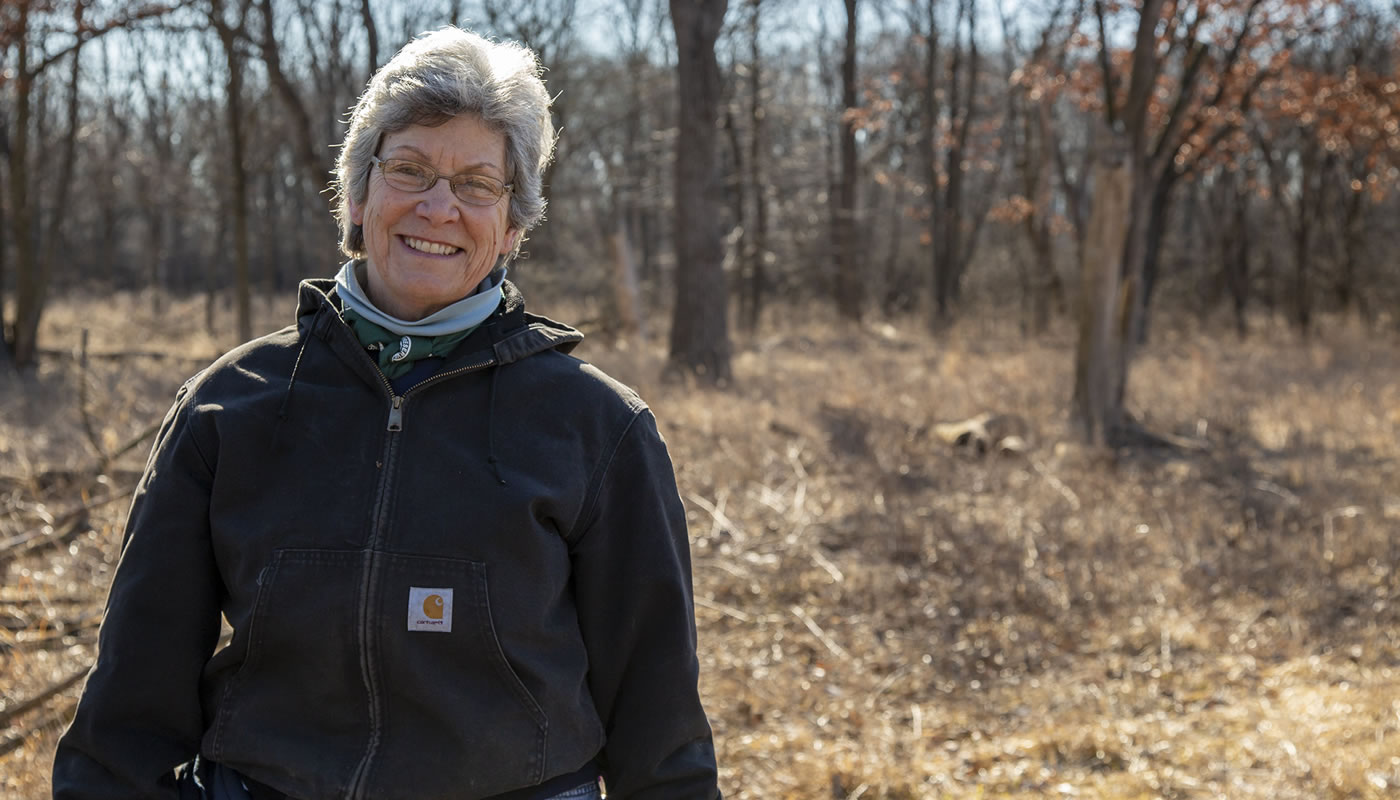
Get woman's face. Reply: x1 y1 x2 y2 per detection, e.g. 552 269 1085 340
351 114 517 321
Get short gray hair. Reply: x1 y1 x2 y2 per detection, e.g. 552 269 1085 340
332 27 557 259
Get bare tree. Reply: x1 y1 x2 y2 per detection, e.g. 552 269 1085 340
208 0 254 343
0 0 176 369
668 0 731 382
1070 0 1316 443
478 0 580 265
931 0 981 322
735 0 771 332
832 0 861 321
1070 0 1166 445
997 0 1078 334
251 0 335 194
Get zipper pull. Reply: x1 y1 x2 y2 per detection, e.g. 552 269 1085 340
387 395 404 432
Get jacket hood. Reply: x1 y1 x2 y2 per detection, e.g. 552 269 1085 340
293 276 583 367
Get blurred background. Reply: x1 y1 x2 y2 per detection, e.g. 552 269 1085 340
1 1 1399 797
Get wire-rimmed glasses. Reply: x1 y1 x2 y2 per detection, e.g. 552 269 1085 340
371 156 513 207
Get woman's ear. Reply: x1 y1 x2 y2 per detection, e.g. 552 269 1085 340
501 228 519 255
349 195 364 226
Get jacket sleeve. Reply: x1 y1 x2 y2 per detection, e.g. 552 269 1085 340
568 408 721 800
52 383 223 799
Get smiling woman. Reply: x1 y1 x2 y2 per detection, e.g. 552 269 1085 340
51 26 721 800
352 114 517 321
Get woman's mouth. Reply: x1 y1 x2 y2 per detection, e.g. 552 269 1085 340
402 236 461 256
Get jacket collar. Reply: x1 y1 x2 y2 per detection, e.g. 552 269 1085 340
294 276 583 369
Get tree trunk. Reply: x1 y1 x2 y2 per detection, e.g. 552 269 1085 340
743 0 768 333
1337 177 1367 322
921 0 941 324
607 215 644 341
7 12 39 368
0 100 7 357
723 103 749 324
1025 95 1059 335
1226 173 1250 339
1072 137 1135 446
214 2 253 344
0 108 9 365
833 0 861 321
667 0 731 383
358 0 378 76
1130 170 1177 344
934 0 978 319
255 0 333 196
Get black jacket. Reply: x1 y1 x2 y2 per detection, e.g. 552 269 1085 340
53 279 720 800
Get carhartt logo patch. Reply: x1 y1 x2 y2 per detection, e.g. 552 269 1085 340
407 587 453 632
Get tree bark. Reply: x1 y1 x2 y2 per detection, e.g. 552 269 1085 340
742 0 768 333
1070 0 1165 445
213 0 254 343
358 0 378 76
933 0 980 320
920 0 941 324
833 0 861 321
667 0 731 383
33 36 84 353
7 7 38 368
1072 136 1135 446
607 216 644 341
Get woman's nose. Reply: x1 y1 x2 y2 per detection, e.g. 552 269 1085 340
416 178 462 223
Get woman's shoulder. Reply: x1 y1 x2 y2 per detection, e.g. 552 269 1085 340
515 345 649 417
180 324 305 401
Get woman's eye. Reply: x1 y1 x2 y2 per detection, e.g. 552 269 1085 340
391 162 432 181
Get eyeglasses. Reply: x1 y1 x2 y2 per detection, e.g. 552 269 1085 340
370 156 513 207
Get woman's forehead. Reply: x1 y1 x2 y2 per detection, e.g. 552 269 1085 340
380 116 507 173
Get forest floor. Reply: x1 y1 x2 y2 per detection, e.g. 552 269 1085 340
1 291 1398 799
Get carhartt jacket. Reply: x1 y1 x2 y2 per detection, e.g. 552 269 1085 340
53 278 720 800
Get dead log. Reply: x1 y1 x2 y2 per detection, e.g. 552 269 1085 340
932 413 1032 456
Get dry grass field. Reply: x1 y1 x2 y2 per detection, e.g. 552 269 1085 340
2 291 1398 799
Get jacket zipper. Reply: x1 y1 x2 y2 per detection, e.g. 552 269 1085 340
382 358 497 432
344 355 497 799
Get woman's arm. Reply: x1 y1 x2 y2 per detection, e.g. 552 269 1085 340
567 408 721 800
52 384 223 799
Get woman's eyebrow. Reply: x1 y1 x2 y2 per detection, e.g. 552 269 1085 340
383 145 501 173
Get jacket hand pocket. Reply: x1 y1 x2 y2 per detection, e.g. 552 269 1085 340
368 553 548 799
207 548 368 798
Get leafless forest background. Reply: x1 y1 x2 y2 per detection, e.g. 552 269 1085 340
2 0 1399 797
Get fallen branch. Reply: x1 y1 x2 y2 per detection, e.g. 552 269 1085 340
694 596 751 623
0 667 88 730
77 330 165 473
687 492 747 543
790 605 849 660
2 624 99 653
78 330 108 466
38 346 216 364
0 514 89 568
1030 456 1081 511
0 701 77 757
810 549 845 583
0 484 135 569
99 420 161 470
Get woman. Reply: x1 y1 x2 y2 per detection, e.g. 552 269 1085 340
53 27 721 800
